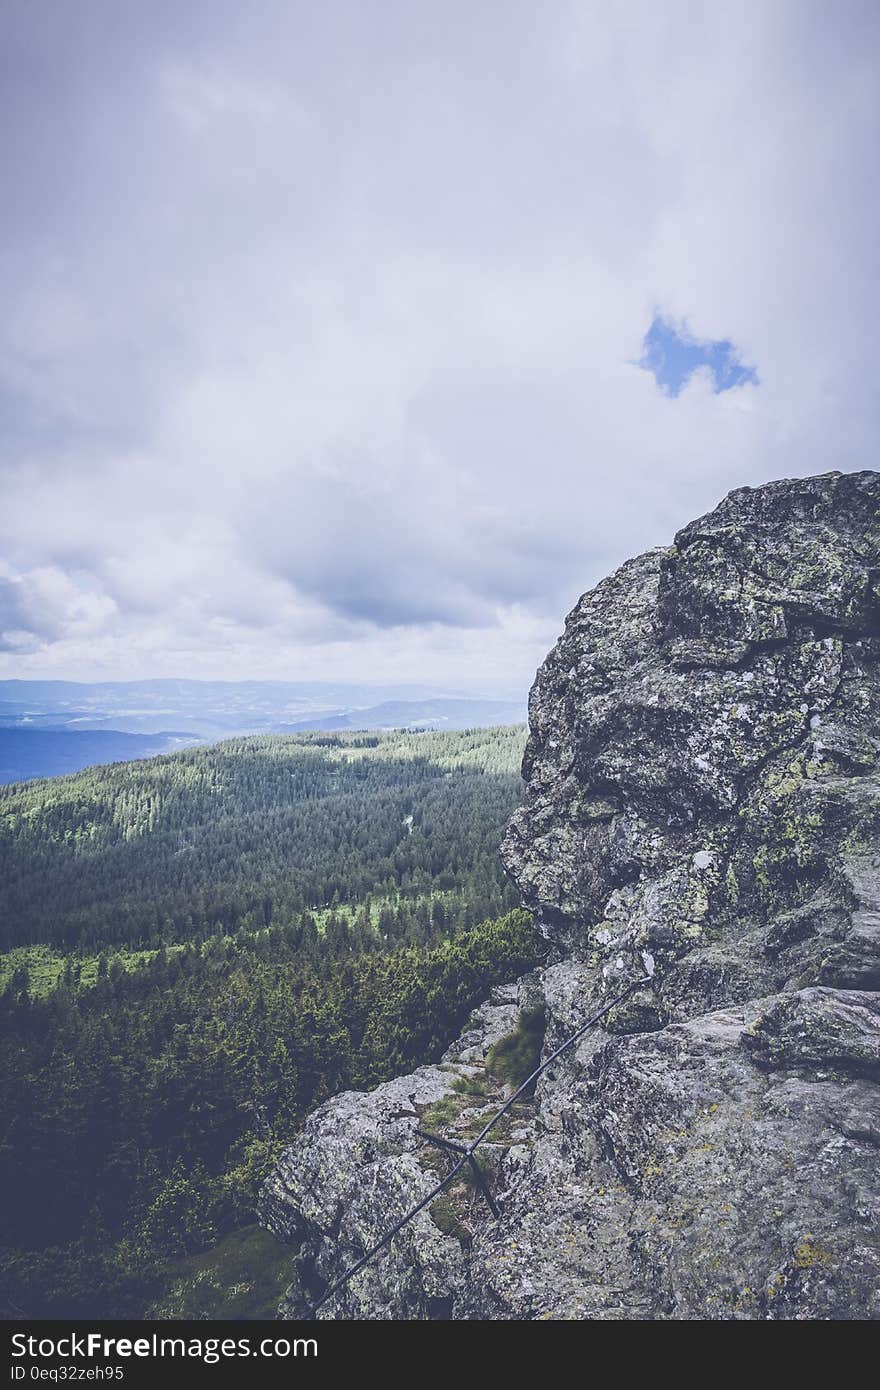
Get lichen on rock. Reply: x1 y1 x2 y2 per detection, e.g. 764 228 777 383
260 470 880 1319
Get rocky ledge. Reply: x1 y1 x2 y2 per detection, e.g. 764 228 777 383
260 470 880 1319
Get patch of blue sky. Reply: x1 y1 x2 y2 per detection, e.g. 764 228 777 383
638 315 759 397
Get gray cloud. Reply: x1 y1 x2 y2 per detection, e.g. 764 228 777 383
1 1 878 688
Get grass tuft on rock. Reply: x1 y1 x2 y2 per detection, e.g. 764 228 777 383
485 1007 546 1092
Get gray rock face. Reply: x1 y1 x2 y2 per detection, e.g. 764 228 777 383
260 982 532 1319
261 471 880 1319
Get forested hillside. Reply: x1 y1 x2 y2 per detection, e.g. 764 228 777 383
0 726 525 954
0 727 541 1318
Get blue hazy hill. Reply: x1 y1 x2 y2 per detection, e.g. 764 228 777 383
0 729 197 785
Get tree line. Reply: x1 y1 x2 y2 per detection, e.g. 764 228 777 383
0 909 542 1318
0 726 526 951
0 726 539 1317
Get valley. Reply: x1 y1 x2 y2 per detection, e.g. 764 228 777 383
0 725 540 1318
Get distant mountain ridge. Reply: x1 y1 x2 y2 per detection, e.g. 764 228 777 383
278 698 524 733
0 679 526 782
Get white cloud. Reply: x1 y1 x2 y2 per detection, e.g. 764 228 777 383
0 0 877 687
159 62 290 134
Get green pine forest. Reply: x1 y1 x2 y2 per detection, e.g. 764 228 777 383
0 726 544 1318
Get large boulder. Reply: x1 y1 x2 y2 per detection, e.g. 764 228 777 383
261 470 880 1319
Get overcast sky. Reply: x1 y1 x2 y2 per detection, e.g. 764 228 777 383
1 1 878 695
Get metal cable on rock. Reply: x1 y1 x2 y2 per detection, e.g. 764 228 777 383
309 970 653 1317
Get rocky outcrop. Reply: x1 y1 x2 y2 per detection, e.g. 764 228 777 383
260 470 880 1319
260 981 544 1319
